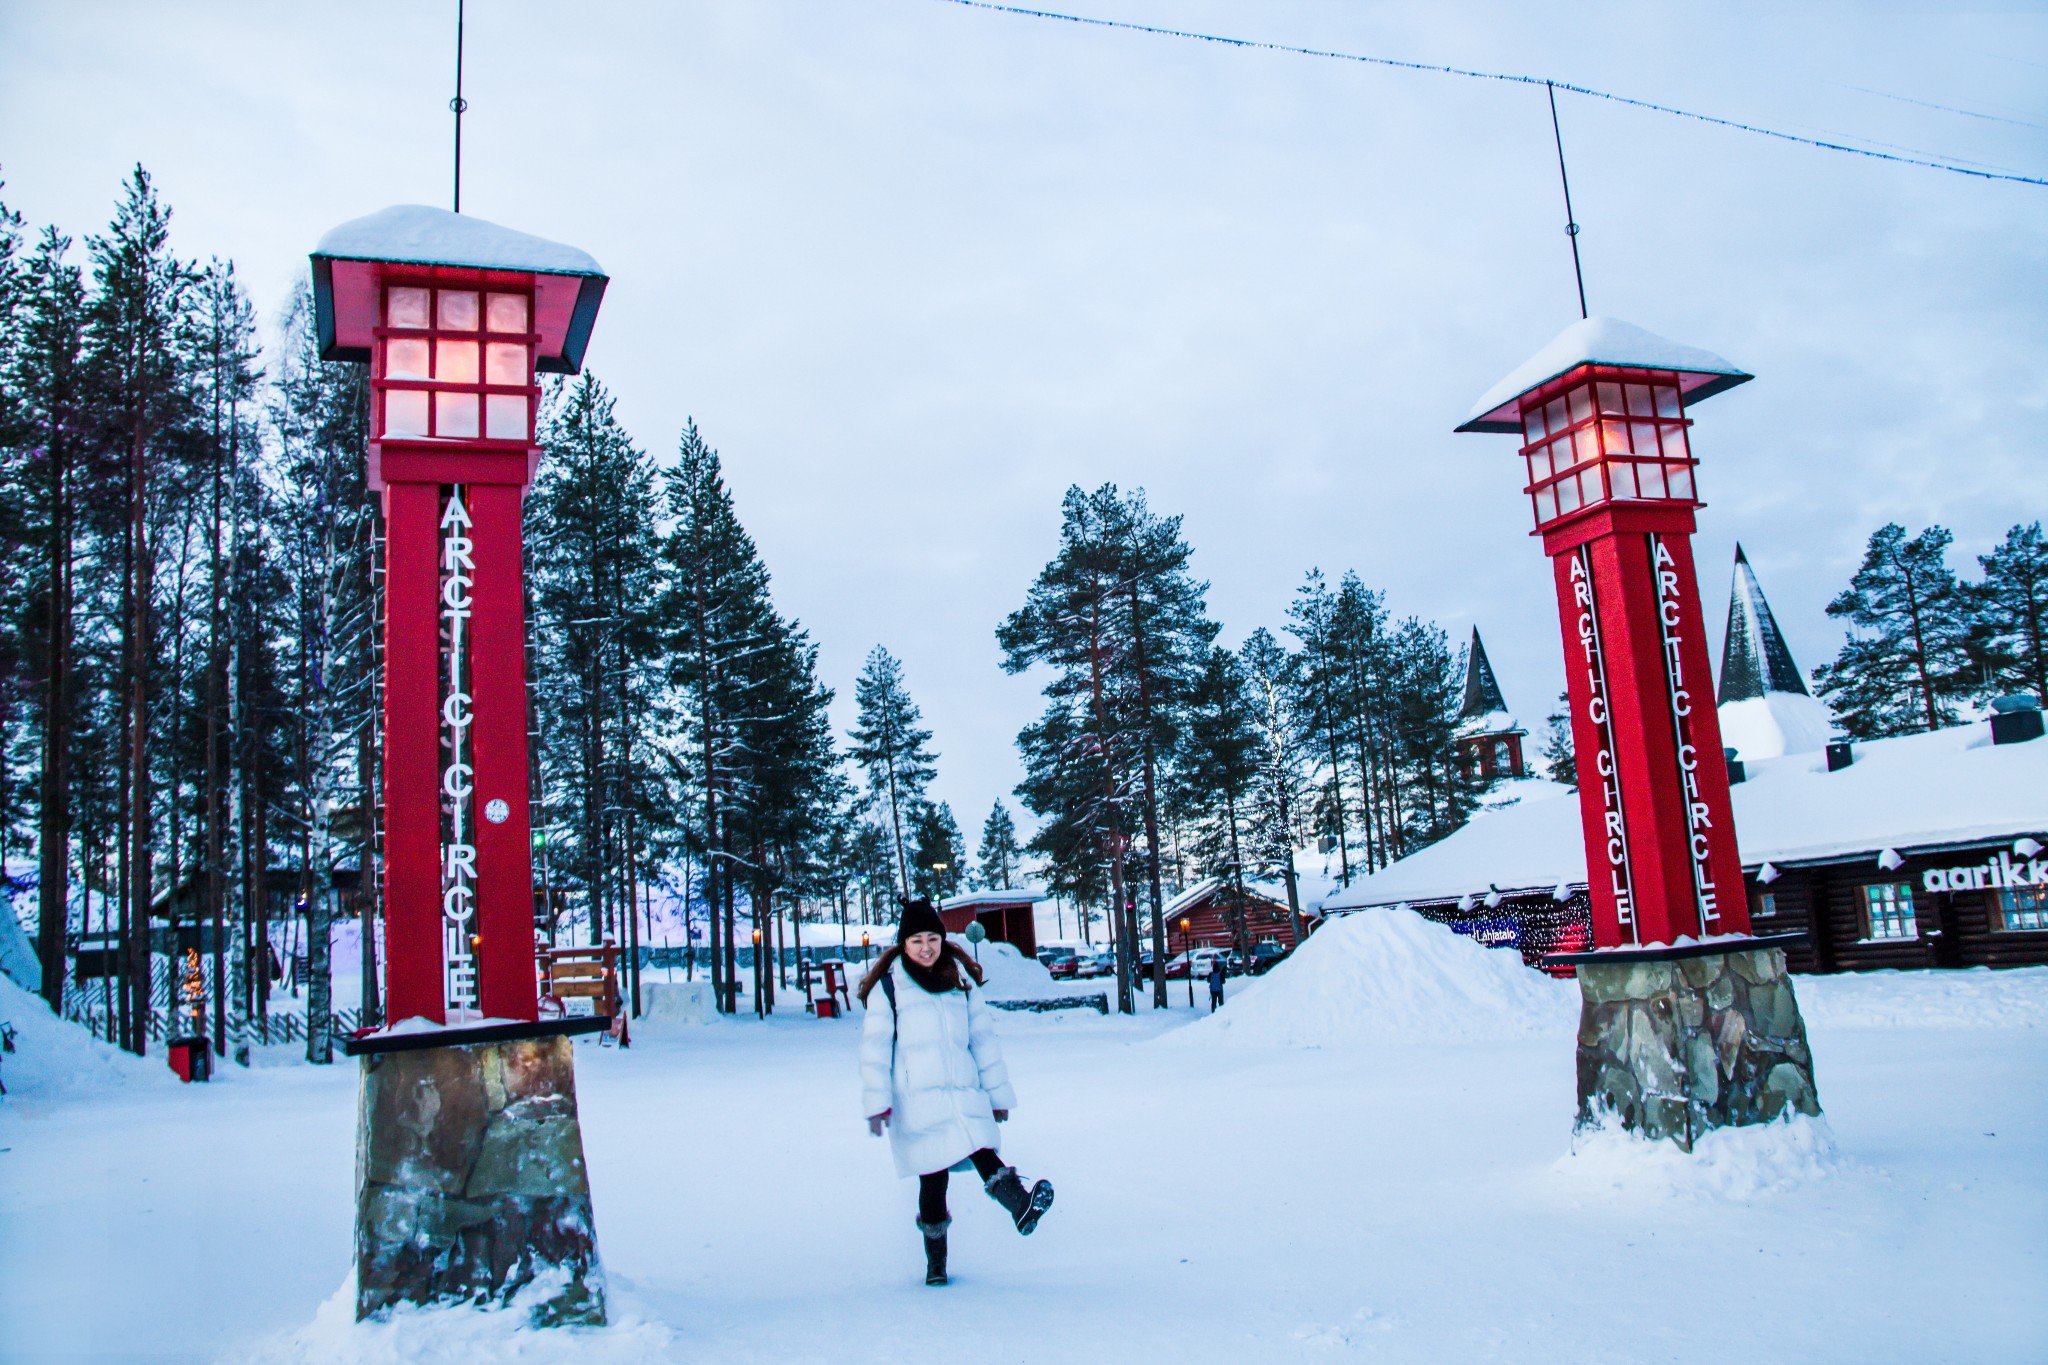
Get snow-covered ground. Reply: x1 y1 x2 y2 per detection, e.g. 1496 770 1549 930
2 918 2044 1364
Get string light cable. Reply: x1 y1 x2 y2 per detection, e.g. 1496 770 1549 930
937 0 2048 189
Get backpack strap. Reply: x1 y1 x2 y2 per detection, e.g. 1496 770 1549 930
879 970 899 1048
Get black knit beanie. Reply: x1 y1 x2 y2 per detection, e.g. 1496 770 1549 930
896 898 946 944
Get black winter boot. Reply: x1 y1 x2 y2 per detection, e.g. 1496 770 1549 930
983 1165 1055 1235
916 1217 950 1285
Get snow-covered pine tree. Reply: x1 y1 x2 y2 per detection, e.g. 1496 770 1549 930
848 645 937 902
1285 570 1355 886
1174 647 1261 958
1239 627 1308 942
909 799 965 903
974 800 1020 890
1973 522 2048 705
1813 523 1974 737
1541 691 1576 790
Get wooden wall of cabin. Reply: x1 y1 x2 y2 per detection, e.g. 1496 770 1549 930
1746 850 2048 973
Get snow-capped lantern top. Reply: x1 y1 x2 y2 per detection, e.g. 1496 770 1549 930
1456 317 1752 536
310 206 609 452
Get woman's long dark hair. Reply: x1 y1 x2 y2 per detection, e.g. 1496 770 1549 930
857 941 985 1005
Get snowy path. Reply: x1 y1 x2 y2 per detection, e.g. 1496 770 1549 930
3 979 2045 1362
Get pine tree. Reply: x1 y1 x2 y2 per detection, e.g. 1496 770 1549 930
1285 570 1355 885
848 645 937 901
975 800 1020 890
909 799 965 902
1175 647 1261 958
1542 691 1577 790
1239 627 1308 941
1813 523 1973 737
1974 522 2048 705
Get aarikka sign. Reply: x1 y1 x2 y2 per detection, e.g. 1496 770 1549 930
1924 852 2048 894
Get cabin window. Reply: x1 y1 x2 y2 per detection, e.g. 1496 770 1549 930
1860 881 1917 941
1752 889 1778 921
1996 885 2048 932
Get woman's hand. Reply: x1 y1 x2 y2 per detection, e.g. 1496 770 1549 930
867 1110 890 1136
993 1109 1009 1122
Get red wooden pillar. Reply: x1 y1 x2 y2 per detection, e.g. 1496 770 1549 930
382 481 446 1024
468 483 539 1021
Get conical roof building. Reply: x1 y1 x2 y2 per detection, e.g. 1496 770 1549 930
1716 545 1837 760
1455 628 1526 781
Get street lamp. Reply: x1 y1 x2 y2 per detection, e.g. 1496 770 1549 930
1179 916 1193 1008
861 931 871 967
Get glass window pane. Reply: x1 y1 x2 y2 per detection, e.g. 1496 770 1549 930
1523 406 1547 443
385 338 430 380
485 394 529 441
387 287 430 329
1545 397 1567 435
1610 461 1638 499
1661 425 1690 460
1535 486 1558 522
485 343 527 386
486 293 529 334
435 391 479 439
1580 467 1604 505
1567 387 1592 426
1667 464 1695 499
437 290 480 331
1625 383 1653 417
1573 428 1598 466
1637 461 1667 498
1600 420 1630 454
1597 382 1625 416
385 389 428 437
1556 476 1582 514
1656 386 1682 418
435 339 479 384
1632 422 1659 456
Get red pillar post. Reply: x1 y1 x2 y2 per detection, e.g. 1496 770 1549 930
382 481 446 1024
468 482 539 1022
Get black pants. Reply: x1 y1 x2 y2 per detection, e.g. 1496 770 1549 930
919 1148 1004 1223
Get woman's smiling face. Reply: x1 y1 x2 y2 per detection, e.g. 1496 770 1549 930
904 931 944 967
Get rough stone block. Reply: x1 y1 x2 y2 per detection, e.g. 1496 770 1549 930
356 1036 605 1325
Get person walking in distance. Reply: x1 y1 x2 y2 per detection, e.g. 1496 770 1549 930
1207 956 1227 1012
859 899 1055 1286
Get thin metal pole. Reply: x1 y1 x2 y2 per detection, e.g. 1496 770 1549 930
451 0 468 213
1547 81 1588 320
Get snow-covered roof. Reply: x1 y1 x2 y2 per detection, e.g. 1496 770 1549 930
310 205 609 376
1720 693 1838 763
942 887 1048 909
1459 628 1513 726
1457 316 1753 434
1719 546 1811 704
1163 876 1296 918
313 205 605 277
1322 721 2048 910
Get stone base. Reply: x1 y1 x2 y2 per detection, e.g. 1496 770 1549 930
1574 944 1820 1151
355 1034 605 1324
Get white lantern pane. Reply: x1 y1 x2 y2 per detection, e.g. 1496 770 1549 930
485 343 527 386
1567 387 1592 427
437 290 480 331
1545 397 1567 435
385 389 428 437
387 287 430 329
1624 383 1652 417
1536 486 1558 522
486 394 529 441
1638 461 1667 498
1599 420 1630 454
1580 468 1604 505
1667 464 1695 499
1547 436 1570 470
385 338 430 380
1632 422 1659 456
435 339 479 384
1523 407 1547 443
435 391 479 439
486 293 529 334
1656 386 1682 418
1573 429 1598 466
1660 424 1690 460
1610 461 1639 499
1597 382 1625 416
1556 476 1582 514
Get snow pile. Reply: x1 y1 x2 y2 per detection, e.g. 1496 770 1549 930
235 1274 675 1365
314 205 605 277
1551 1113 1840 1200
1170 908 1577 1047
1793 966 2048 1030
0 904 38 990
0 971 168 1100
959 937 1060 1001
1718 692 1838 761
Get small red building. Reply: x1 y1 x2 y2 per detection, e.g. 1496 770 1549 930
1163 879 1309 954
939 889 1045 957
1455 627 1528 783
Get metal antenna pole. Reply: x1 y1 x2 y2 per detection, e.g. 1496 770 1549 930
451 0 468 213
1547 81 1588 320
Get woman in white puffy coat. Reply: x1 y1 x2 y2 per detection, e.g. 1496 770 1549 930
859 899 1055 1286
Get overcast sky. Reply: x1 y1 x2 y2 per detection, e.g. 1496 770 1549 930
4 0 2045 853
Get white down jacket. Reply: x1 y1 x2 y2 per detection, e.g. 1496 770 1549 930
859 959 1018 1178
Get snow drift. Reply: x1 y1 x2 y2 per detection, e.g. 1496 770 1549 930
1551 1113 1841 1201
1793 965 2048 1030
956 937 1059 1001
0 971 168 1101
1169 908 1577 1047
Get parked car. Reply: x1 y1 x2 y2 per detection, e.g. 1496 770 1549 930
1244 941 1292 976
1038 946 1080 979
1071 951 1114 980
1164 950 1196 980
